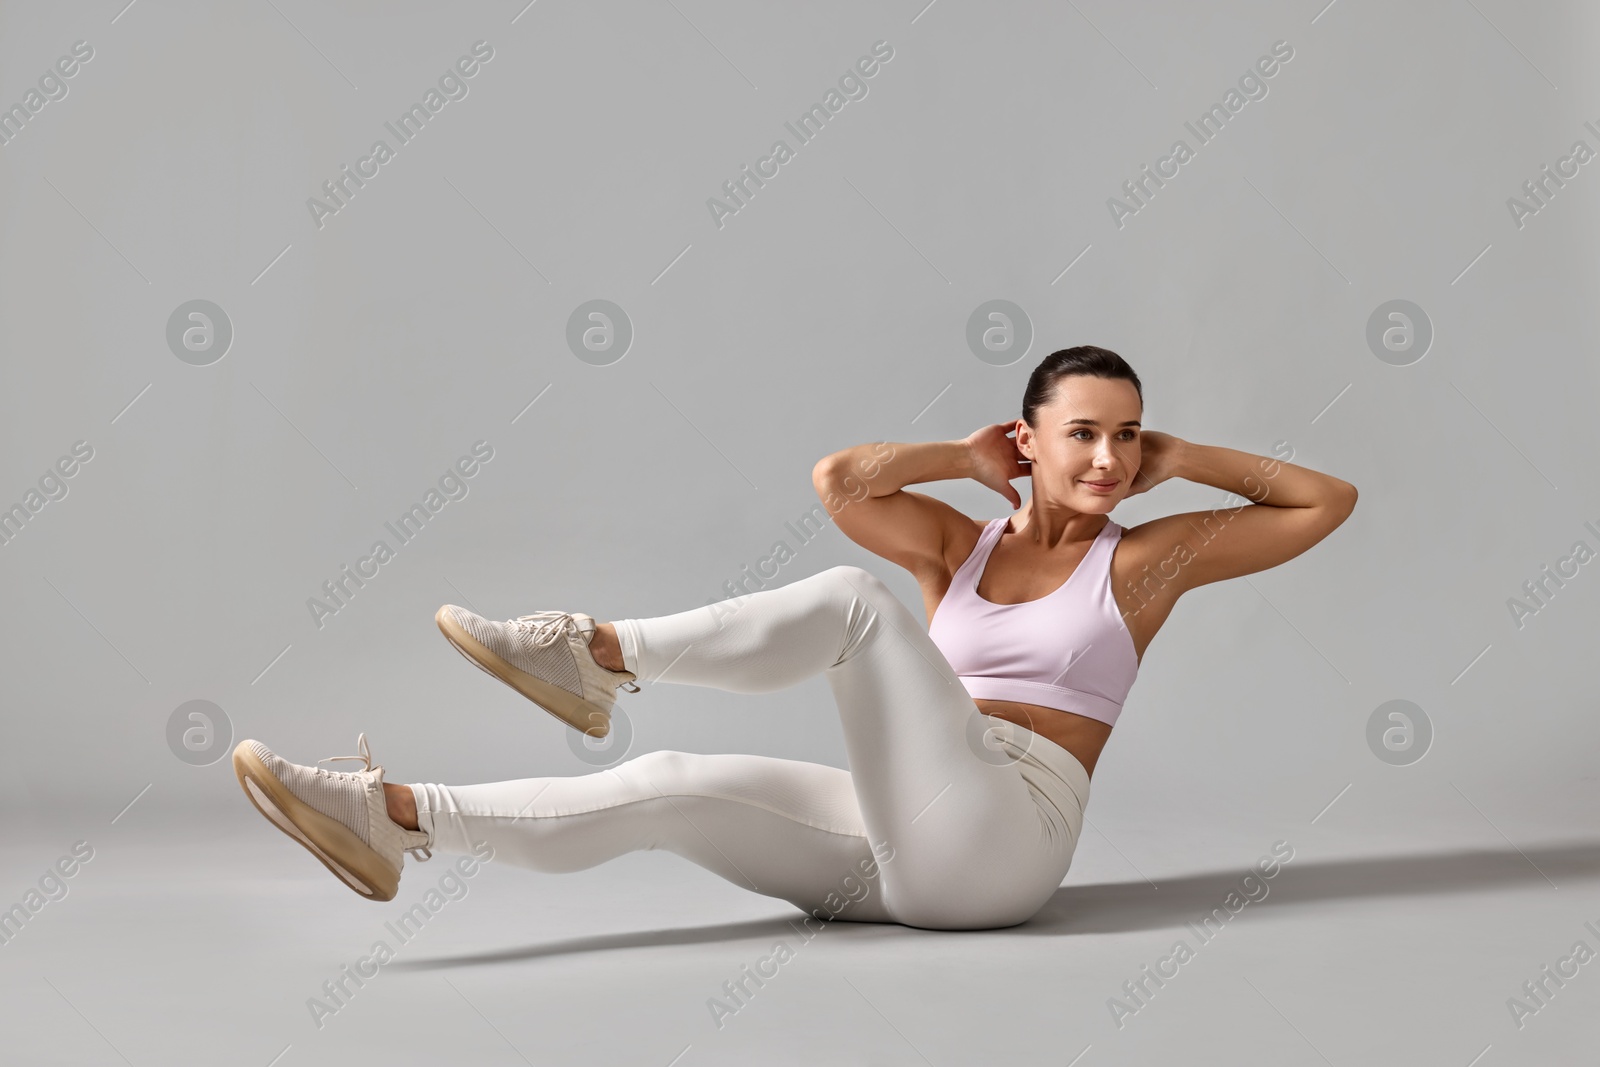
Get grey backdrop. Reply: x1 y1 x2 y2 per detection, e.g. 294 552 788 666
3 1 1598 1065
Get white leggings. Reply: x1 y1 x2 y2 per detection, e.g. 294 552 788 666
410 565 1091 930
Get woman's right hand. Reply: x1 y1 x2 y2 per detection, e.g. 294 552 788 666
963 421 1029 509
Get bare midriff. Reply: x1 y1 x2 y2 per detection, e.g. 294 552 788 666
924 517 1167 782
972 699 1114 777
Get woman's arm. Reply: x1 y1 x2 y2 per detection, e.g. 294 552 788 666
1173 437 1353 507
812 441 972 578
814 440 974 504
1126 434 1357 594
816 423 1031 506
812 426 1025 577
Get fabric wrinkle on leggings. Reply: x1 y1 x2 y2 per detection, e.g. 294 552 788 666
412 565 1092 930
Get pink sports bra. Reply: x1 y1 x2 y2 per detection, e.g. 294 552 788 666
927 516 1139 726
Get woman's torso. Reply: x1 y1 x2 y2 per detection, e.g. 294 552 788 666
915 513 1181 778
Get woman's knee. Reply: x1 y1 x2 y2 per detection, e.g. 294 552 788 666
818 565 900 618
614 749 702 791
824 564 889 595
615 749 767 797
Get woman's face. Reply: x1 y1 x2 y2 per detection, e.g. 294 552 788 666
1017 376 1142 508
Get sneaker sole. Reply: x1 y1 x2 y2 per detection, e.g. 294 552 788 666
231 742 401 902
435 606 612 738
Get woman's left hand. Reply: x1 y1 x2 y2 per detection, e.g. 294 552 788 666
1123 431 1185 497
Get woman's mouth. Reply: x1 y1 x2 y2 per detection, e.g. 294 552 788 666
1081 479 1119 492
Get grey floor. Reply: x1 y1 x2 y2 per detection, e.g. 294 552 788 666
6 778 1597 1066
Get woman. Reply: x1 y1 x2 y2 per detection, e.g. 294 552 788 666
233 346 1357 930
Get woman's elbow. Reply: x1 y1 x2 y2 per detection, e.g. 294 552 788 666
1330 480 1357 517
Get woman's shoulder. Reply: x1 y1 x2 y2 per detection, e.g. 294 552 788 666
1107 512 1170 565
940 511 999 573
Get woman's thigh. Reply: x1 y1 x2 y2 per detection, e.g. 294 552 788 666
417 749 899 923
819 567 1078 927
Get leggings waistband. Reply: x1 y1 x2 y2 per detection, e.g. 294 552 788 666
982 716 1092 829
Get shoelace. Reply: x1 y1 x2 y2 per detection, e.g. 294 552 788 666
514 610 586 646
512 612 641 693
317 732 432 862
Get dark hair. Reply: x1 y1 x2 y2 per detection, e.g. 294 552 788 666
1021 346 1143 427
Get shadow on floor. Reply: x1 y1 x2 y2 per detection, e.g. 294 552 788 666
390 839 1600 968
1026 838 1600 935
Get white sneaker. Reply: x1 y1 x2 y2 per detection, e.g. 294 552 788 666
435 606 639 738
232 732 432 902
